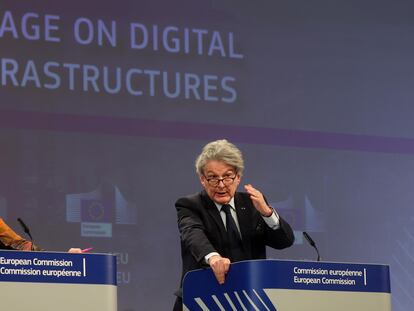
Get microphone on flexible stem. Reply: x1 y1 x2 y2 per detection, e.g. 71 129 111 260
303 231 321 262
17 218 34 251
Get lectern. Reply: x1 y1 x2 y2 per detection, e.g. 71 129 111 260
183 259 391 311
0 250 117 311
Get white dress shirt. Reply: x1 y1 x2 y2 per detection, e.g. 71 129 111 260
205 197 281 263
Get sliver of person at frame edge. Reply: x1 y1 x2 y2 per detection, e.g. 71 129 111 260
0 218 82 252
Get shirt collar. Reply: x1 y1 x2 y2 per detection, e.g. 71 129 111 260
214 197 235 212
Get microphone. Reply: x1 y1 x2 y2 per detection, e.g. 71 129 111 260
303 231 321 261
17 218 34 250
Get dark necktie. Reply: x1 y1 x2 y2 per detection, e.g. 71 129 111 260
221 204 243 261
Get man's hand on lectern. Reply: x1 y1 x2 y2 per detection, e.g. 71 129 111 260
208 255 231 284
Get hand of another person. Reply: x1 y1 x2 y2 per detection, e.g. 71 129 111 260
244 184 273 217
208 255 231 284
68 248 82 253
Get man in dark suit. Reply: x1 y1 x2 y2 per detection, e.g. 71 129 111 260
174 139 294 311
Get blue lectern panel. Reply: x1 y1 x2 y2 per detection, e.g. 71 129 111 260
0 250 117 311
0 249 116 285
0 251 116 285
183 259 391 311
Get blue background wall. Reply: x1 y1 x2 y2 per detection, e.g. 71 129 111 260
1 1 413 309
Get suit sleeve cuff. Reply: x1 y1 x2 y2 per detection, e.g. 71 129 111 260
262 208 280 230
204 252 220 264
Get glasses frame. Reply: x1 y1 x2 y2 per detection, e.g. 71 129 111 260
204 174 237 187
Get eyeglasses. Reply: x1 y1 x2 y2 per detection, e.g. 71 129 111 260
204 174 237 187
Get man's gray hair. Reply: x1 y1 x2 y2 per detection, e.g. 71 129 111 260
195 139 244 176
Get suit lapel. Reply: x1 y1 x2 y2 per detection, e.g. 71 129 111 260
234 193 252 255
201 191 227 236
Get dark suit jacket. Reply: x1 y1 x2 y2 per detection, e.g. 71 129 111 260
175 190 294 293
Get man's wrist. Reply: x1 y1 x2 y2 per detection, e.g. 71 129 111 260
262 207 274 217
